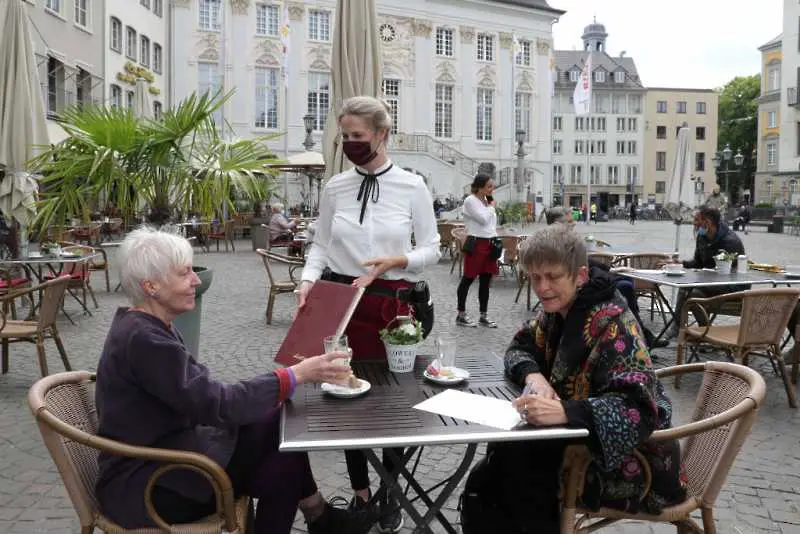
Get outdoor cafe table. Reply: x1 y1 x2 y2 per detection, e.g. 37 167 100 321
280 354 588 534
0 252 102 321
620 268 800 342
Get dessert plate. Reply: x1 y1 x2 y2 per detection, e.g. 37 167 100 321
423 367 470 385
321 379 371 398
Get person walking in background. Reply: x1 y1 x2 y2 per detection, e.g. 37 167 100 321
456 174 499 328
629 202 637 225
590 202 598 223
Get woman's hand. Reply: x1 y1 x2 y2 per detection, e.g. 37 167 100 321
290 352 352 386
294 281 314 318
512 395 568 426
353 256 408 287
523 373 560 400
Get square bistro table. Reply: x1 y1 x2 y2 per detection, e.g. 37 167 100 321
621 269 797 342
280 354 588 534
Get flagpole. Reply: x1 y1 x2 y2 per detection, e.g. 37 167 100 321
586 113 591 223
511 37 517 202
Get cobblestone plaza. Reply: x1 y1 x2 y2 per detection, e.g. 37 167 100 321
1 220 799 533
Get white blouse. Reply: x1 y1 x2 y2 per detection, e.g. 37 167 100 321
462 195 497 238
302 160 442 282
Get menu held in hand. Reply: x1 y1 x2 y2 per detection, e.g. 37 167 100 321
274 280 364 366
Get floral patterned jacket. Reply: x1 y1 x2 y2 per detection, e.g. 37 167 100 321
504 267 686 513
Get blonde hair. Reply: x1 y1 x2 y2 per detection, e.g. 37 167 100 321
338 96 393 138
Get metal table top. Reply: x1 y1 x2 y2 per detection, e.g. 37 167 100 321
280 355 588 452
621 268 797 288
0 252 101 265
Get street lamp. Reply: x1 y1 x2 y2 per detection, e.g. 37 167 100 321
515 128 526 202
302 113 315 151
712 143 744 201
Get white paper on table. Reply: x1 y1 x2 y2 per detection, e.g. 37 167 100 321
413 389 523 430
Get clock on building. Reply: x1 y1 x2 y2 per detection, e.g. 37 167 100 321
379 23 396 43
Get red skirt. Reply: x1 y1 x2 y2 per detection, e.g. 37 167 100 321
463 238 499 278
345 278 414 361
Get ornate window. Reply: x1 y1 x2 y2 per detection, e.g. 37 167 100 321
256 4 280 36
307 72 330 131
477 34 493 61
476 88 493 141
199 0 222 31
255 67 279 129
382 79 400 134
436 28 454 57
434 84 454 138
308 10 331 41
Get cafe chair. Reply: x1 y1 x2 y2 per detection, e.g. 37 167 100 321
256 248 304 325
497 235 522 278
450 228 468 276
626 253 672 323
0 276 71 377
44 245 99 313
561 361 765 534
28 371 252 534
0 266 32 318
587 251 618 268
60 242 111 292
675 287 800 407
207 220 236 253
436 221 456 258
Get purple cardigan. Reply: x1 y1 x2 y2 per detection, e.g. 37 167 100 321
95 308 287 528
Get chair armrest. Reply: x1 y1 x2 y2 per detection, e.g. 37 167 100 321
144 463 238 532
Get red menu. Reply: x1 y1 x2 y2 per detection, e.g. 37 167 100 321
274 280 363 366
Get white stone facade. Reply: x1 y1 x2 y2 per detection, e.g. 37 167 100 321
169 0 560 205
105 0 169 115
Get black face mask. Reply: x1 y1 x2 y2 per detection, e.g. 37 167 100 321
342 140 378 166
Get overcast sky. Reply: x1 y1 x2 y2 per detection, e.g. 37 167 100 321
550 0 782 89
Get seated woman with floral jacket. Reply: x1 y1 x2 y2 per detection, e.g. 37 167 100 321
465 226 686 534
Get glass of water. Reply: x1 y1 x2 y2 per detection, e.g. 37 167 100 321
323 335 352 366
436 336 457 368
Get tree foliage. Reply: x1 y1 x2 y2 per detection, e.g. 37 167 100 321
717 75 760 204
29 90 277 232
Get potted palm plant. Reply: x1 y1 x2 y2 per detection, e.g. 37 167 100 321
29 90 277 356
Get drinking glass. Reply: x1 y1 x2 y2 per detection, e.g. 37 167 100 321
323 335 352 367
436 336 457 368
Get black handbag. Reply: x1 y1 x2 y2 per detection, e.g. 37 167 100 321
489 237 504 261
462 235 477 255
397 281 434 339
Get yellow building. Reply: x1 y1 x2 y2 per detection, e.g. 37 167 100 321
754 34 787 206
643 88 719 208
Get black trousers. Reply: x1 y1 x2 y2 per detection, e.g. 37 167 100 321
345 447 405 493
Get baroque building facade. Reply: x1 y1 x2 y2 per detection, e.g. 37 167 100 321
169 0 562 206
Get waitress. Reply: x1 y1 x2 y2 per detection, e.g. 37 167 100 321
297 95 440 533
456 174 499 328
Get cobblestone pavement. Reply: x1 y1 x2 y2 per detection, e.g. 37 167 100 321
1 221 800 533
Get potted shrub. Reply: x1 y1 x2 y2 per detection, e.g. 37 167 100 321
714 250 737 273
380 315 423 373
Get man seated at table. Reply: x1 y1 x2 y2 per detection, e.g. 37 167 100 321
459 226 685 533
269 203 298 244
665 204 746 339
544 207 668 349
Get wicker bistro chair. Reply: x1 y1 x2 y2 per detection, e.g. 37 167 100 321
498 235 522 277
60 241 111 292
255 248 304 325
436 222 456 258
675 287 800 407
561 361 766 534
626 253 673 322
0 265 32 318
44 245 99 313
450 227 468 276
207 220 236 253
27 371 251 534
587 251 618 268
0 276 72 377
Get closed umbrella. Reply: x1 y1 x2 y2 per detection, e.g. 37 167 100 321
0 0 49 254
134 77 152 119
663 122 694 253
322 0 381 179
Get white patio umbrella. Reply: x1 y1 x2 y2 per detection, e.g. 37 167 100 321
0 0 49 254
663 122 694 253
322 0 381 179
134 77 152 119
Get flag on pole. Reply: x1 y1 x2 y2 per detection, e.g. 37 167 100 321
573 53 592 115
279 4 291 87
549 53 556 97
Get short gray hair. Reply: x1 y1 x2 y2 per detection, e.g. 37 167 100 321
271 203 284 212
518 226 587 278
338 96 393 138
118 227 194 305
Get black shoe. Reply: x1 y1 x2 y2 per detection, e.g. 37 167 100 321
377 493 404 533
479 316 498 328
650 338 670 349
345 492 378 534
309 501 359 534
456 315 477 327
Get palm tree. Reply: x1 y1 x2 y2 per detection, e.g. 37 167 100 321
29 90 276 232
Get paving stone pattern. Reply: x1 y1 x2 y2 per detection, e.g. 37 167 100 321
1 221 799 533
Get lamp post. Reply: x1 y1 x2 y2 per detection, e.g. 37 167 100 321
711 143 744 201
301 114 316 215
790 179 798 208
515 128 526 203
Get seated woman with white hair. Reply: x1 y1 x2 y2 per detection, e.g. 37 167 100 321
268 203 297 243
94 227 355 534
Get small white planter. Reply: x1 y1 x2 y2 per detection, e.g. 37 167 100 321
384 342 419 373
715 260 732 274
